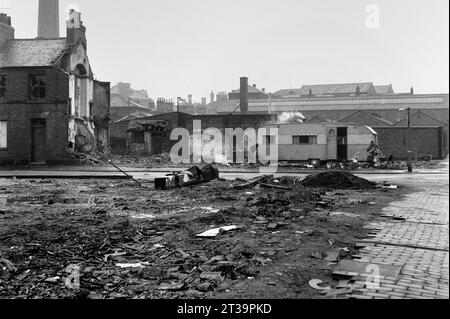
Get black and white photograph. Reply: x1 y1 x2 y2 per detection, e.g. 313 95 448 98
0 0 448 309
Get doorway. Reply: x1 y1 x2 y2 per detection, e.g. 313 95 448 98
31 118 47 163
151 132 164 155
326 127 337 160
337 127 348 161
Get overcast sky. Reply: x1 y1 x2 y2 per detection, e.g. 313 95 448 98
2 0 449 101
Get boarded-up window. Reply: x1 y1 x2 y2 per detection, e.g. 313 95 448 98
0 121 7 149
293 135 317 145
131 132 145 144
0 75 6 99
29 74 47 100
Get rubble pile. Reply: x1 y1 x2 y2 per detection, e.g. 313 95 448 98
106 154 175 167
300 172 376 189
0 172 397 299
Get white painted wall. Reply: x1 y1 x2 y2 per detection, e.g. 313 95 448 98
261 123 377 161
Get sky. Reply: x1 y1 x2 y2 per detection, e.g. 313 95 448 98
1 0 449 102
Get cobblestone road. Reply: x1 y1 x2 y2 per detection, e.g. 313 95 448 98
326 164 449 299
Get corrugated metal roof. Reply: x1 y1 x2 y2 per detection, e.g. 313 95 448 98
0 38 69 68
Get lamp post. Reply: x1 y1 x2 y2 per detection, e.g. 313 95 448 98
177 97 181 113
399 107 412 173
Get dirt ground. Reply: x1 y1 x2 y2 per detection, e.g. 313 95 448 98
0 173 405 299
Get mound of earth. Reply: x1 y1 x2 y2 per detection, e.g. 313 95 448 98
300 171 376 189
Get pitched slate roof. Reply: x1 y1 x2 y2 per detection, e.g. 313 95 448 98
339 110 394 126
273 88 302 97
393 110 447 126
374 85 394 95
0 38 69 68
299 82 374 96
230 85 268 95
116 111 155 123
111 93 149 109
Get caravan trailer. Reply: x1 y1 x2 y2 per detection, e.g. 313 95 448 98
260 122 378 163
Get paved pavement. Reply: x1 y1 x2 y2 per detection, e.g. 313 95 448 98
326 162 449 299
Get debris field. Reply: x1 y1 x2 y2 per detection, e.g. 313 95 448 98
0 172 402 299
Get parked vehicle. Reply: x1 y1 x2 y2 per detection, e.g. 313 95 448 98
259 122 378 163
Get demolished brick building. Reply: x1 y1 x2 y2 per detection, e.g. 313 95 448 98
0 7 110 165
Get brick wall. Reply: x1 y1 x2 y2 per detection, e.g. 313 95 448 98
109 112 278 155
373 126 445 160
0 67 70 165
0 103 70 165
0 68 69 102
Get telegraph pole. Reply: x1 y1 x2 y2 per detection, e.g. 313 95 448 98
407 107 412 173
400 107 413 173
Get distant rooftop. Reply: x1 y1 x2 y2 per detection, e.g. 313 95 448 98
299 82 375 96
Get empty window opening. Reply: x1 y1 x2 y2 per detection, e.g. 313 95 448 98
131 132 145 144
30 74 47 100
293 135 317 145
0 75 6 99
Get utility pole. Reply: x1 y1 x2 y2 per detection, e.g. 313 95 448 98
400 107 413 173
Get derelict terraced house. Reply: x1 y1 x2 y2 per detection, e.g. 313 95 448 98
0 9 110 165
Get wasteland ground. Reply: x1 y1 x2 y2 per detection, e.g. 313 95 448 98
0 173 406 299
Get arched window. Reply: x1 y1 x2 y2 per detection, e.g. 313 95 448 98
74 64 87 77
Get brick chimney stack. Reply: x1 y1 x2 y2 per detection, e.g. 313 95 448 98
38 0 60 38
0 13 14 47
66 9 87 48
240 77 249 113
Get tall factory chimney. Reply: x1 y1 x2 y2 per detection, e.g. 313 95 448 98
38 0 60 38
240 77 249 113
